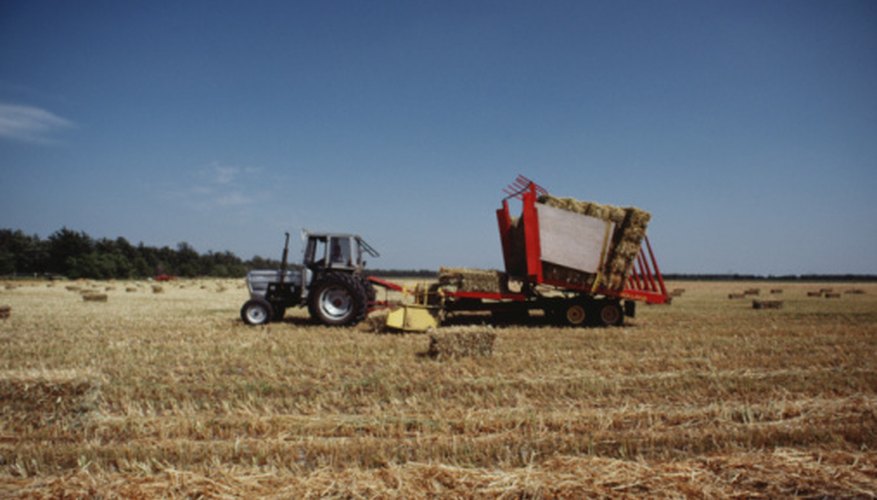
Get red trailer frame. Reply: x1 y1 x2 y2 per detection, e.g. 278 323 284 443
376 176 670 328
494 180 669 305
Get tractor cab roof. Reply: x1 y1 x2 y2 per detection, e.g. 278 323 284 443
301 230 380 258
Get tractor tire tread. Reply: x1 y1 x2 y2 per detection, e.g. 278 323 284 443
308 272 368 326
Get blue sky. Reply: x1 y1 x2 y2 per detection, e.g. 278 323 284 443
1 1 875 274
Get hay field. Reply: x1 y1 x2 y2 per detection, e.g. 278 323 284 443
1 279 876 497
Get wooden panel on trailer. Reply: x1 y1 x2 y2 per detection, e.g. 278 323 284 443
536 203 613 274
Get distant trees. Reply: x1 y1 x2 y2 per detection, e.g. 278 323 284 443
0 227 250 279
0 230 47 276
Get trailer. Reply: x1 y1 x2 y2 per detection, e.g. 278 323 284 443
385 177 669 330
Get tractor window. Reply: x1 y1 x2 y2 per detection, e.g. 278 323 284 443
330 237 352 266
306 238 328 267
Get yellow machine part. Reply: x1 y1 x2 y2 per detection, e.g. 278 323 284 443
385 304 439 332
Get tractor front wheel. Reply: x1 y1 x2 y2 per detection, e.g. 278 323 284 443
308 273 368 326
241 298 274 326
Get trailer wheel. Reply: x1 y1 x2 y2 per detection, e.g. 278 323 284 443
595 300 623 327
308 273 368 326
241 298 274 326
562 302 588 327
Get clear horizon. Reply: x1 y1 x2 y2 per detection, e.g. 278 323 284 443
2 1 875 275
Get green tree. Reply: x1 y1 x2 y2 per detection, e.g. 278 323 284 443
47 228 93 276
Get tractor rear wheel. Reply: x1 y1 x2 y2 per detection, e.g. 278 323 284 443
241 298 274 325
308 273 368 326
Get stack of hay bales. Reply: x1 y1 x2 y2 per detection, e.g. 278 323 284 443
438 267 506 293
0 370 102 432
426 327 496 359
538 194 651 291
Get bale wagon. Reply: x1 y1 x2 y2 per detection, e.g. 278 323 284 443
385 177 669 330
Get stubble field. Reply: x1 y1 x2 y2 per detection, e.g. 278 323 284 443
1 279 875 498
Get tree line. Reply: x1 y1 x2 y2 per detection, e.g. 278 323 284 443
0 228 275 279
0 228 439 280
5 227 871 282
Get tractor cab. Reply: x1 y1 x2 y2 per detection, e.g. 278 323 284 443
303 232 379 273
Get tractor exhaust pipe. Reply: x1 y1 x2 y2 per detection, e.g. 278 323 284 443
279 232 290 285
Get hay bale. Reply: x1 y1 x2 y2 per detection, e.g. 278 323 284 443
753 300 783 309
65 285 81 292
537 196 628 224
439 268 505 293
0 370 102 432
538 194 651 292
824 292 841 298
728 293 745 299
0 305 10 319
152 285 164 294
807 291 822 297
743 288 760 295
770 288 783 294
426 327 496 359
845 289 865 295
543 262 596 288
125 287 137 292
82 293 108 302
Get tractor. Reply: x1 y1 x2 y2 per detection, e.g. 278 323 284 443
240 231 379 326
